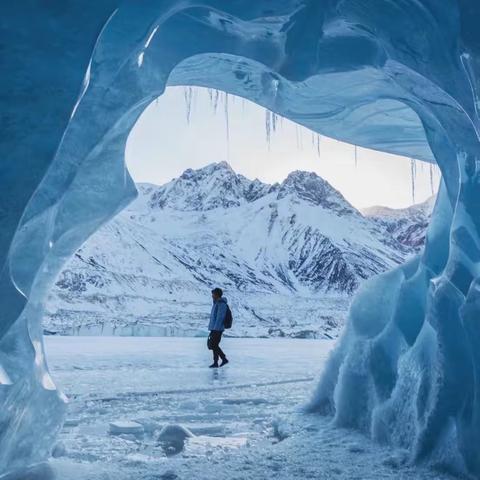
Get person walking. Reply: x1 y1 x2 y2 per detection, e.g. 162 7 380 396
207 288 229 368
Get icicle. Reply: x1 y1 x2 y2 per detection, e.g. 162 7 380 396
265 110 271 150
213 89 220 114
183 86 194 124
354 145 358 168
430 163 435 195
207 88 213 113
410 158 417 203
272 112 277 133
316 134 321 158
311 132 315 147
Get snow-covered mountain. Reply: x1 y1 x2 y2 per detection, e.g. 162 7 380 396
362 196 435 251
45 162 423 338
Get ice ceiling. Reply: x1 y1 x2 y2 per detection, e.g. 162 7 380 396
1 0 480 477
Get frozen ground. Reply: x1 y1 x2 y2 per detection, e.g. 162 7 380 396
45 337 458 480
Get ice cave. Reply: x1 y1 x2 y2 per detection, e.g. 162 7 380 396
2 1 480 478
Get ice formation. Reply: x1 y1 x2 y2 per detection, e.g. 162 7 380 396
1 1 480 477
411 158 418 203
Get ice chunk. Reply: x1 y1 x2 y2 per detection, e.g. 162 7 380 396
272 418 294 442
52 442 67 459
157 424 194 455
64 419 80 428
157 424 194 442
109 421 144 436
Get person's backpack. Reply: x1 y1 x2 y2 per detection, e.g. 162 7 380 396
224 305 233 329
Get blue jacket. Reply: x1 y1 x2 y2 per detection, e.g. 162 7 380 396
209 297 228 332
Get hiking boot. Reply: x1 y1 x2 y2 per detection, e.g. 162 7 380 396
219 359 229 367
209 363 219 368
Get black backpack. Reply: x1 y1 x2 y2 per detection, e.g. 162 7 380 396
224 305 233 329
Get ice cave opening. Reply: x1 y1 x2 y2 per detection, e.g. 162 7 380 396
64 83 432 341
2 1 480 479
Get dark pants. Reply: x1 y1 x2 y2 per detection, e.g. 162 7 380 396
208 330 226 363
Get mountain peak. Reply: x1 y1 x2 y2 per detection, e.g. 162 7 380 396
277 170 357 215
217 160 232 169
361 195 436 219
179 161 233 180
150 162 271 211
362 196 435 251
148 163 361 215
280 170 333 193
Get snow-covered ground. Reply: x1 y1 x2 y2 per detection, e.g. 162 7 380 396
46 337 456 480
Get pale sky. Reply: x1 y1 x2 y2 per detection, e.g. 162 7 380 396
126 87 440 210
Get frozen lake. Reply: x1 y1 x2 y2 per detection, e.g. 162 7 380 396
46 336 334 397
44 336 456 480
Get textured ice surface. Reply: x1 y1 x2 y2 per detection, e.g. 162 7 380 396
45 337 453 480
44 337 334 470
2 0 480 477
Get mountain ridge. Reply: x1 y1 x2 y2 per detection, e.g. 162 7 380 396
362 195 434 250
45 162 431 338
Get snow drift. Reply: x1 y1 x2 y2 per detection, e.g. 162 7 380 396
1 0 480 477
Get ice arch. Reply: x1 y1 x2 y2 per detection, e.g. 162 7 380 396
1 0 480 477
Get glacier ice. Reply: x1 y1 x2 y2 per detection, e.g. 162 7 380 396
2 0 480 477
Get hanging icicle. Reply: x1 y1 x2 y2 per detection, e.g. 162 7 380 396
354 145 358 168
265 110 272 149
213 89 220 114
264 110 279 148
184 86 194 124
316 134 321 158
410 158 417 204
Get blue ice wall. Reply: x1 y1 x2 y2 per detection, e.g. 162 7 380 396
1 0 480 477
